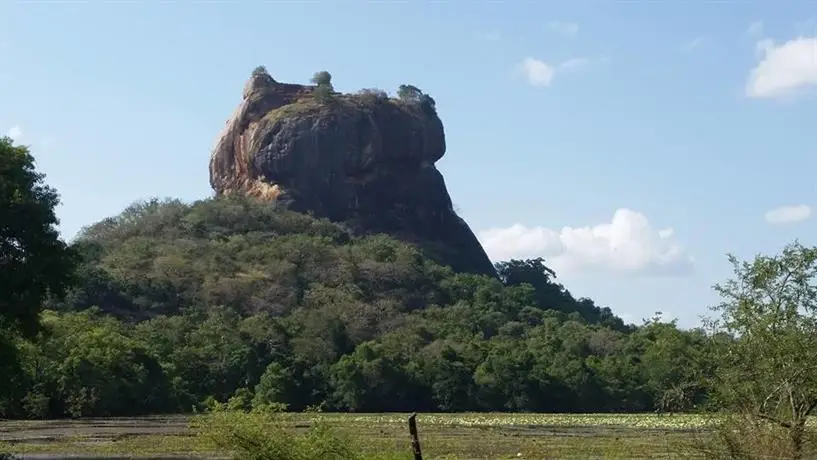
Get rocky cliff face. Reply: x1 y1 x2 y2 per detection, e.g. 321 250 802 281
209 70 496 277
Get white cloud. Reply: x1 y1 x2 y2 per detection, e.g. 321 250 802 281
546 21 579 37
746 37 817 99
518 56 606 87
764 204 812 224
747 21 764 36
518 58 555 87
478 208 694 276
558 58 590 71
6 125 22 141
681 36 705 52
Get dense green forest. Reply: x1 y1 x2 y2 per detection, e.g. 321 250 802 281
1 192 717 418
4 136 817 459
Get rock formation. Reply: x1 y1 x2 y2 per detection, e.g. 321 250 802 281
209 69 496 277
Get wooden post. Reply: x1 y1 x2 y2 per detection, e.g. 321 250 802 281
408 412 423 460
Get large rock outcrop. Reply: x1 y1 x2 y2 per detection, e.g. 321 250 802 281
209 70 496 277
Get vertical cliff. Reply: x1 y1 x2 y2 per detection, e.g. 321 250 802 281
209 70 496 277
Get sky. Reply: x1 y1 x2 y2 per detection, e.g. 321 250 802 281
3 1 817 329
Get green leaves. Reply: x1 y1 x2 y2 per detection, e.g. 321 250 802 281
0 137 77 337
709 241 817 456
2 193 737 418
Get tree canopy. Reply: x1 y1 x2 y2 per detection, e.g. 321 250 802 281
709 241 817 458
0 137 76 337
1 194 723 418
2 151 815 442
310 71 332 87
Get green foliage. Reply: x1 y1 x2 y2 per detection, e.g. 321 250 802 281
0 137 77 337
192 409 384 460
252 66 268 77
254 362 294 408
0 137 77 415
313 84 334 104
708 241 817 458
307 71 335 104
310 71 332 86
227 388 254 412
495 258 629 331
693 413 817 459
25 309 171 417
0 195 754 419
396 84 436 114
356 88 389 104
397 84 422 102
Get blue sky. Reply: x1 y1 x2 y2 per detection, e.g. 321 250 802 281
3 2 817 328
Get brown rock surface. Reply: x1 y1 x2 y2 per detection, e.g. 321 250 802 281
209 70 495 277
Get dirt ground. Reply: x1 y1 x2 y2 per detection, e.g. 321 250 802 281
0 416 201 459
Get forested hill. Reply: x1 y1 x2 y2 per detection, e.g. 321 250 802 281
60 197 626 329
3 196 715 418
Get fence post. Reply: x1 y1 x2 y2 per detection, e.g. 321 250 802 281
408 412 423 460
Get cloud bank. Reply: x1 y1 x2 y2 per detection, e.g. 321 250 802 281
478 208 694 277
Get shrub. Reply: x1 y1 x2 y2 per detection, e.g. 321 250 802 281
692 413 817 459
313 84 334 104
397 84 422 102
21 392 50 419
356 88 389 104
201 395 224 413
252 66 268 77
397 84 436 114
192 409 370 460
227 388 254 412
310 71 332 87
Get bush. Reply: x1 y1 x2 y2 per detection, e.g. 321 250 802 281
21 392 50 419
310 71 332 87
397 84 436 114
227 388 254 412
201 395 224 413
252 66 269 77
192 409 375 460
313 84 334 104
397 84 422 102
356 88 388 104
692 414 817 459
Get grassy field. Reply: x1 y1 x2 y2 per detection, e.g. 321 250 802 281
0 413 719 459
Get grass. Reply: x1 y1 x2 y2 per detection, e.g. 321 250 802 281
0 412 731 459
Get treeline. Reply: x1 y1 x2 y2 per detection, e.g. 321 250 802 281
7 116 817 459
1 194 721 418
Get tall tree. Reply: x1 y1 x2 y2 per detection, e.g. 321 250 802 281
0 137 76 337
709 241 817 459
